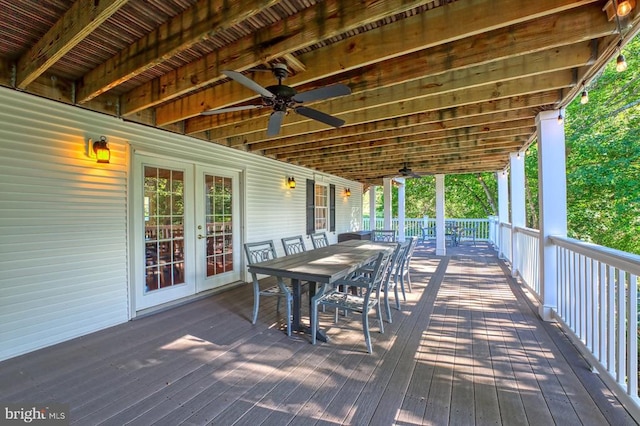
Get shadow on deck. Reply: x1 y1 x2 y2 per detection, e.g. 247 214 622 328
0 242 636 425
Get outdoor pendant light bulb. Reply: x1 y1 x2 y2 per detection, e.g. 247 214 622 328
617 0 635 17
557 111 563 125
580 89 589 104
616 53 628 72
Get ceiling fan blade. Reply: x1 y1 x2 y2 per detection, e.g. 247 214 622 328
267 110 286 136
295 106 345 128
222 70 274 98
292 84 351 103
201 104 262 115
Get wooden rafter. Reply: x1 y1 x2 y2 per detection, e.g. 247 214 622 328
16 0 129 89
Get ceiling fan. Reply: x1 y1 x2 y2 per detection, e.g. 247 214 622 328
202 64 351 136
395 163 430 179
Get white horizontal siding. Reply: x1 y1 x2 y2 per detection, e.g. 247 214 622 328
0 86 363 361
0 89 128 361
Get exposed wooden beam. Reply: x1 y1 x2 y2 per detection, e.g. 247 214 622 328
121 0 434 115
299 132 533 168
277 122 536 162
266 113 536 158
16 0 129 89
342 155 514 181
162 0 607 127
75 0 283 103
185 39 591 136
319 146 525 174
246 97 555 153
189 69 573 139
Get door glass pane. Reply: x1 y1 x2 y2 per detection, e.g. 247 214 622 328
205 174 234 277
144 167 185 293
315 184 328 231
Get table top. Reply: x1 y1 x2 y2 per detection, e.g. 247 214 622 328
247 240 395 283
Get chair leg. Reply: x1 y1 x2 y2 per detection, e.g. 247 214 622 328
362 310 372 354
311 299 318 345
384 281 392 323
252 281 260 325
393 277 401 310
376 302 384 334
399 274 407 302
285 294 292 337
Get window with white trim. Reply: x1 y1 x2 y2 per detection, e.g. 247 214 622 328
314 183 328 231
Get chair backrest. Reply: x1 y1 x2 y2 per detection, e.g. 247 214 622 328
400 237 418 272
369 249 395 292
281 235 306 255
310 232 329 249
244 240 278 266
371 229 396 242
388 241 409 281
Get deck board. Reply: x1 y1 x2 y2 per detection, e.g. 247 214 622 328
0 242 635 425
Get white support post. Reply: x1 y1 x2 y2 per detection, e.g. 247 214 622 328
435 174 446 256
497 170 509 259
383 178 392 230
369 185 376 232
510 152 526 277
397 178 406 242
537 109 568 321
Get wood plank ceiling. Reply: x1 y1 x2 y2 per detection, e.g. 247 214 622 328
1 0 639 184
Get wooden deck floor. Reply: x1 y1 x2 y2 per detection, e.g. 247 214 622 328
0 242 636 425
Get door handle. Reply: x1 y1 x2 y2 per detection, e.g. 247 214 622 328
198 234 206 240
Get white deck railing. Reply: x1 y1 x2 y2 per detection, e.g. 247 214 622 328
493 220 640 418
363 217 490 241
550 236 639 415
512 226 541 299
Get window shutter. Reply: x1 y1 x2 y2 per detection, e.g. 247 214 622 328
306 179 315 235
330 184 336 232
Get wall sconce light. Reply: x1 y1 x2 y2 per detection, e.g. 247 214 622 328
345 188 351 197
616 0 636 17
89 136 110 163
287 176 296 189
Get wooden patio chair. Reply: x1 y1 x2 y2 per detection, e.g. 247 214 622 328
311 249 393 354
371 229 397 242
310 232 330 249
244 240 292 336
281 235 307 255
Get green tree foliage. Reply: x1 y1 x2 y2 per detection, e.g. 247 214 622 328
538 36 639 254
364 172 498 219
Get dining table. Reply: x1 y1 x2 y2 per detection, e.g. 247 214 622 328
247 239 395 341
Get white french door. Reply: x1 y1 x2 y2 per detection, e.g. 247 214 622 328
194 165 241 291
133 155 241 311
